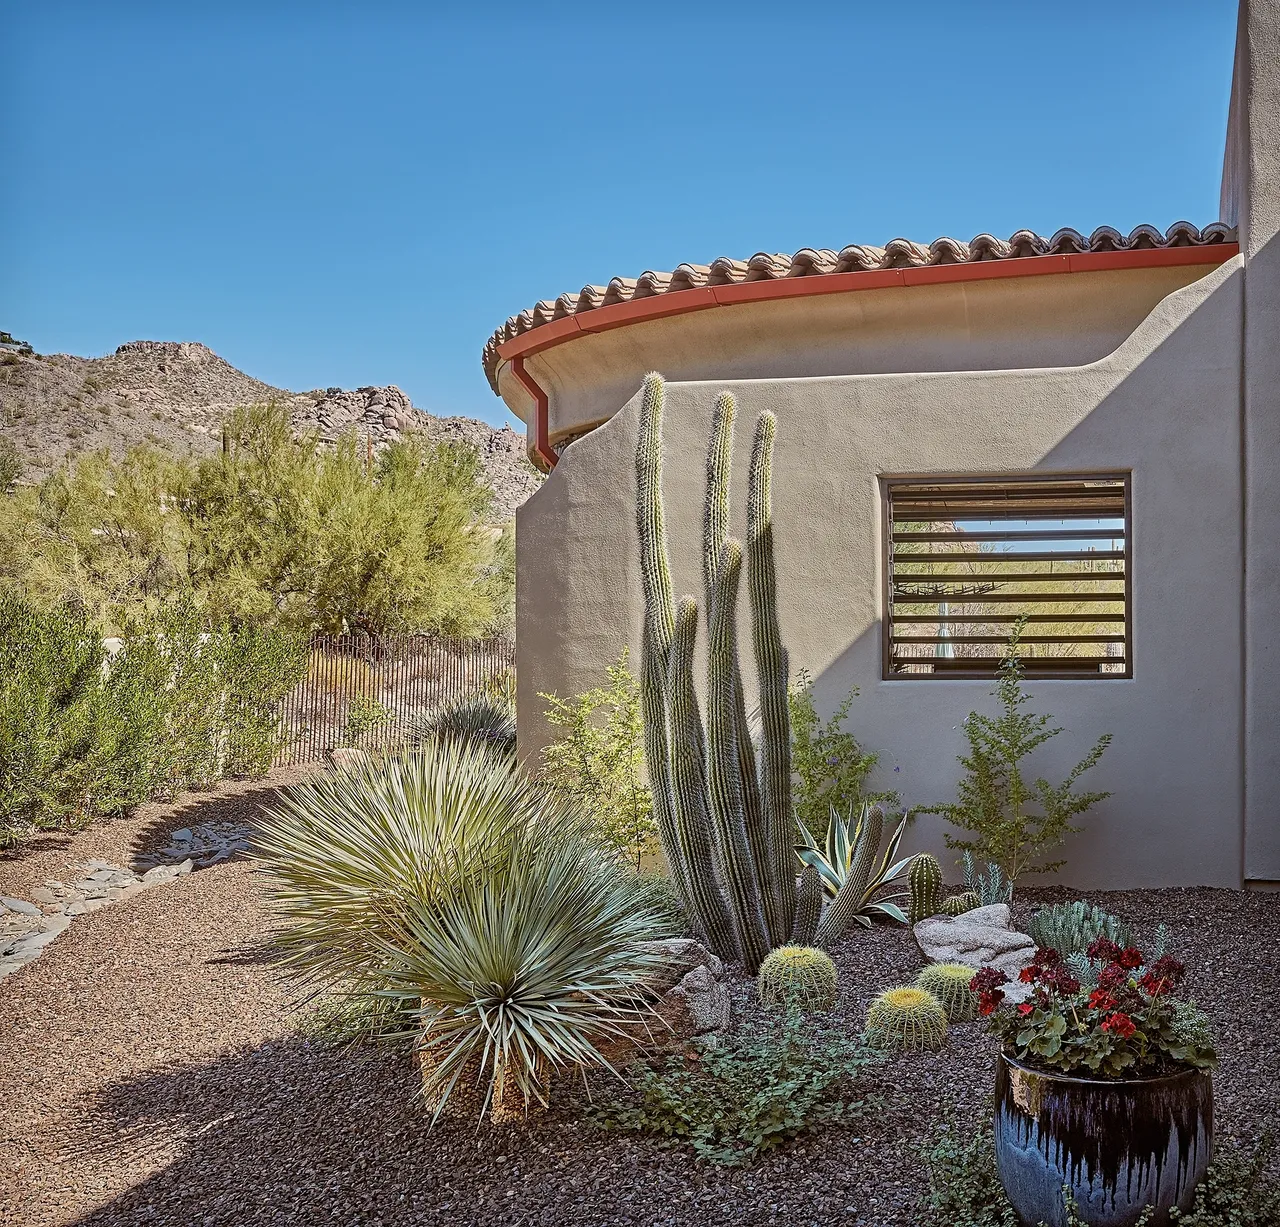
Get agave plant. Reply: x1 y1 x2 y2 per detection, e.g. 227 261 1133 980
404 691 517 759
255 741 669 1121
795 802 914 928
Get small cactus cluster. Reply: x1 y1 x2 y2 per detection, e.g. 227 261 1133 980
864 986 948 1052
915 963 980 1021
908 854 944 923
757 944 838 1011
941 891 981 916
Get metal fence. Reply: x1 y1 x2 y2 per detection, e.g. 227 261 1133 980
274 633 516 766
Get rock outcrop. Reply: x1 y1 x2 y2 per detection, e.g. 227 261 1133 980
0 342 541 521
913 903 1037 1001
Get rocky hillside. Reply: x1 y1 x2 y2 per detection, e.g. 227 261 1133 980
0 341 540 520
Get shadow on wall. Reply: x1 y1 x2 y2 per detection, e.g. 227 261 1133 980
806 257 1244 890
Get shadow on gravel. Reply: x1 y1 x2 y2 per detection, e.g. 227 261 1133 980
66 1037 686 1227
121 780 294 872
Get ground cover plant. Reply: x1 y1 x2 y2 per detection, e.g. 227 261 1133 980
598 1007 881 1166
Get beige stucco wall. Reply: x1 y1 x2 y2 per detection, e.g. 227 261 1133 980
497 264 1213 446
1224 0 1280 881
516 258 1245 889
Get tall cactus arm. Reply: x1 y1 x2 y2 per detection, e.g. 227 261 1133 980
792 864 823 946
701 391 772 953
635 373 693 903
706 539 770 971
636 372 676 656
667 595 741 957
815 805 884 947
702 391 736 599
639 628 695 929
748 410 796 945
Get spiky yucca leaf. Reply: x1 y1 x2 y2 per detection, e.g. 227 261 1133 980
795 802 913 928
372 813 671 1120
405 692 516 758
256 744 670 1121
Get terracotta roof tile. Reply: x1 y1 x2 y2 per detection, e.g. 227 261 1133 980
482 221 1235 392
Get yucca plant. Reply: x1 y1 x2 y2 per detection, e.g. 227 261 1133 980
404 691 517 759
795 801 914 929
256 742 669 1122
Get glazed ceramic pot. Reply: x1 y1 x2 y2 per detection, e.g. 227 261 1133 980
994 1052 1213 1227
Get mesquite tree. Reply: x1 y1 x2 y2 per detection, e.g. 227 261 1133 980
635 372 820 971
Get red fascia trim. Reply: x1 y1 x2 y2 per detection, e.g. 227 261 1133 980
497 243 1239 468
509 355 558 472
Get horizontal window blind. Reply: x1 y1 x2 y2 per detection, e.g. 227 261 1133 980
883 474 1130 679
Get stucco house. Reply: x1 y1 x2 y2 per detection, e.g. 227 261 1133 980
483 0 1280 891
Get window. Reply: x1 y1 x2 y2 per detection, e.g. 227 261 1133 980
882 473 1130 679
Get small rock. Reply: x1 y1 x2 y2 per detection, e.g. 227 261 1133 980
172 828 193 842
0 963 22 978
39 914 71 935
142 865 178 886
30 887 58 906
173 859 194 875
0 897 40 917
88 869 117 884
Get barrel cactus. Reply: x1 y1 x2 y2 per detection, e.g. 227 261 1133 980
865 986 948 1052
757 945 839 1011
908 853 944 924
915 963 980 1021
941 891 980 917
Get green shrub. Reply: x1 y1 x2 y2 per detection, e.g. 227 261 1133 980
256 743 670 1122
539 649 655 867
0 437 21 489
920 624 1112 880
405 690 515 758
788 669 880 840
598 1008 879 1166
0 596 305 848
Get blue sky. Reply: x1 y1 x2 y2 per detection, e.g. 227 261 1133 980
4 1 1240 429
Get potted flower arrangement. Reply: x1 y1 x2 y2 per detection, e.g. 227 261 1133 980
972 939 1216 1227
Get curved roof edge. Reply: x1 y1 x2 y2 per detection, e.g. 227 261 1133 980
482 222 1236 392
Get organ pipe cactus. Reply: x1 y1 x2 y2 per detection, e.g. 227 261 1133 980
635 373 816 971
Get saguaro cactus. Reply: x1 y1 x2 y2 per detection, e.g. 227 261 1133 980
635 372 817 971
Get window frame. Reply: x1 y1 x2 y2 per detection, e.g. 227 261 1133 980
879 470 1133 682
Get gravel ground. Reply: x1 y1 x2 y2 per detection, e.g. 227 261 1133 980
3 784 1278 1227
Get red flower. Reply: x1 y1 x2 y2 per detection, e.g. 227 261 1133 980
1087 937 1123 963
970 967 1009 994
1019 966 1037 983
1139 955 1186 998
1088 989 1116 1011
1101 1011 1137 1039
1117 947 1145 970
977 989 1005 1017
1097 964 1130 992
1017 1002 1034 1016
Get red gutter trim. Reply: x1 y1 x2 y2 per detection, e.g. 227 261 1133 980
509 355 558 472
498 243 1238 469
